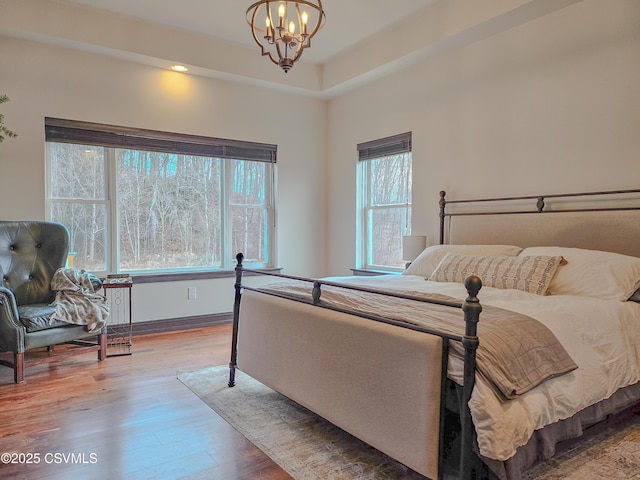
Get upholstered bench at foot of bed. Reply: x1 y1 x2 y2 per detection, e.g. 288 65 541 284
237 290 445 480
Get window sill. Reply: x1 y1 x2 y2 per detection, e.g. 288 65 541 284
350 268 400 277
129 267 283 284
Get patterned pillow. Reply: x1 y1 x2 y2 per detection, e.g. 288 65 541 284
429 253 566 295
403 244 523 278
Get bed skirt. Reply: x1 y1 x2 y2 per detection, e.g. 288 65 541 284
485 381 640 480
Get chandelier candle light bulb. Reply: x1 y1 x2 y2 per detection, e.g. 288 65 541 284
278 3 285 29
247 0 326 73
265 17 272 39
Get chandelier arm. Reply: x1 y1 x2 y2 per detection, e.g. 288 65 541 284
266 1 275 41
304 4 325 41
247 1 280 66
289 0 323 13
274 35 287 63
248 5 267 51
289 46 305 63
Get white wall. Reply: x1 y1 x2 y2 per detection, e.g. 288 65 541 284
326 0 640 275
0 36 327 322
2 0 639 321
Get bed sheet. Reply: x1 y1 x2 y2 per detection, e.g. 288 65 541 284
322 274 640 461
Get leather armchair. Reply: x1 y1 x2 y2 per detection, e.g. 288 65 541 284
0 221 106 383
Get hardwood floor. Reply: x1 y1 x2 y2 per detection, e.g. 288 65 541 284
0 325 293 480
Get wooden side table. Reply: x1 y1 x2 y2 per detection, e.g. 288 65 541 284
103 280 133 356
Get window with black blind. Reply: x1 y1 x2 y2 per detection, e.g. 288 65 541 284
357 132 412 271
45 118 277 274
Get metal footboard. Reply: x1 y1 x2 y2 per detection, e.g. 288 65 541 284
228 252 483 479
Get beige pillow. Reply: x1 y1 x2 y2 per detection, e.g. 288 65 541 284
403 244 523 278
429 253 566 295
520 246 640 301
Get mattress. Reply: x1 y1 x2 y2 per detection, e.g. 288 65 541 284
320 274 640 461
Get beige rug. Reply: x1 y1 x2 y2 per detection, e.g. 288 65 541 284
526 407 640 480
177 365 640 480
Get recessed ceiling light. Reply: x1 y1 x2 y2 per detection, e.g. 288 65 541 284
171 65 188 72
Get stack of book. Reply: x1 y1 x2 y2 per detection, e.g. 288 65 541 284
105 273 133 284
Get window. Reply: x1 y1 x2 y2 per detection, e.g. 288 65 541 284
357 132 412 271
45 118 276 275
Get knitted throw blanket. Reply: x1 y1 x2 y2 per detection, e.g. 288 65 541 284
50 268 109 333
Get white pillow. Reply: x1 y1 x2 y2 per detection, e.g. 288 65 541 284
519 246 640 301
403 244 523 278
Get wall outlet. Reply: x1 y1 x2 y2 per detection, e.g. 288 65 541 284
188 286 197 299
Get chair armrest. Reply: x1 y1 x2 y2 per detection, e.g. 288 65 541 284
0 287 25 353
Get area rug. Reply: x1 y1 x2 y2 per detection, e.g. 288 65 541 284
526 408 640 480
177 365 640 480
177 365 425 479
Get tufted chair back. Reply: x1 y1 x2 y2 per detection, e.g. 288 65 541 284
0 221 70 306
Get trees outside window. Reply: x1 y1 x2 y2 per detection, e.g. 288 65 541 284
357 132 412 271
46 119 275 274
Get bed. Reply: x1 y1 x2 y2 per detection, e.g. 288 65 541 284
228 188 640 480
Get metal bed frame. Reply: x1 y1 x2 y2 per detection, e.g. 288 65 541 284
228 187 640 479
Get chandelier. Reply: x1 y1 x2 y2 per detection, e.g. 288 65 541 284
246 1 326 73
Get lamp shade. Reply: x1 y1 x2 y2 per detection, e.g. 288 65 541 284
402 235 427 262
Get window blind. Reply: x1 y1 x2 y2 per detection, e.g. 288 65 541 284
45 117 277 163
357 132 411 161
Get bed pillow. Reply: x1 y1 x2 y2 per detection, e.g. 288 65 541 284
429 253 565 295
519 246 640 301
403 244 523 278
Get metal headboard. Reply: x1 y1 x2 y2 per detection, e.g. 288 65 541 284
439 188 640 257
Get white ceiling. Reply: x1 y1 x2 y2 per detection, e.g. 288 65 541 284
4 0 583 97
56 0 437 64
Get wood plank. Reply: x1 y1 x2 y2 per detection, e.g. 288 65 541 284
0 325 292 480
